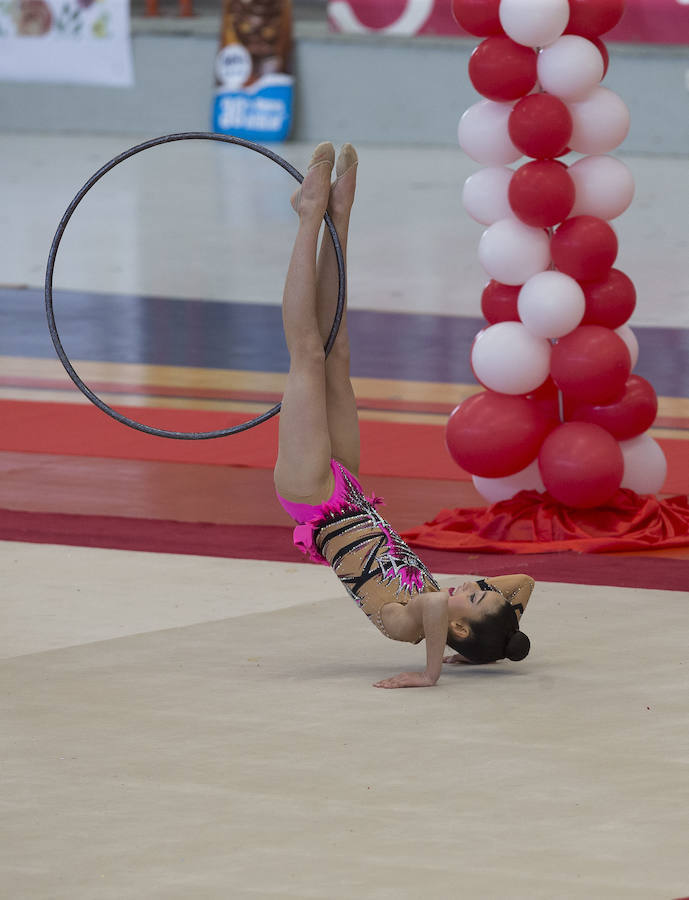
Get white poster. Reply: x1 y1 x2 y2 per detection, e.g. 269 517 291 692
0 0 134 86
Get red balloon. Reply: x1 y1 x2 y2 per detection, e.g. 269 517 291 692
451 0 502 36
527 378 561 426
580 268 636 328
508 160 575 228
469 36 537 102
565 0 625 38
446 391 553 478
538 422 623 508
508 94 573 159
565 375 658 441
551 324 631 405
551 216 618 281
481 280 521 324
591 36 609 77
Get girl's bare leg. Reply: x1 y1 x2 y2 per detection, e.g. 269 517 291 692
273 142 336 504
315 144 360 476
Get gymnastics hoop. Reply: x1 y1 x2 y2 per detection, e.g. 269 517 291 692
44 132 346 440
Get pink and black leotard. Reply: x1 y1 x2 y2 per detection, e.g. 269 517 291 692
276 460 439 642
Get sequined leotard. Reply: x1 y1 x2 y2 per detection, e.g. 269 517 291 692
276 460 439 642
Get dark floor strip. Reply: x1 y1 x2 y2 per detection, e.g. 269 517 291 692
3 287 689 395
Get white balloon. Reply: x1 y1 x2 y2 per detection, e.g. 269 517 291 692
478 218 551 285
615 324 639 370
568 87 630 155
471 321 551 395
620 435 668 495
473 459 546 504
462 166 515 225
537 36 604 101
458 100 522 165
569 155 635 220
499 0 569 48
518 271 585 339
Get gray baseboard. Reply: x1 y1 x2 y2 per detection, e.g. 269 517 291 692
0 18 686 154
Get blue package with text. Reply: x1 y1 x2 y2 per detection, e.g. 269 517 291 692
212 74 293 143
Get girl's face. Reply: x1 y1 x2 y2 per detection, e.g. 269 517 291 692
449 581 505 624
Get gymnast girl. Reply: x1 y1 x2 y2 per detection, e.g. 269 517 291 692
274 142 534 688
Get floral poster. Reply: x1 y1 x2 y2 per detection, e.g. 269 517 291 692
0 0 134 86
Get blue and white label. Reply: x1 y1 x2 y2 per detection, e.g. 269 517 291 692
215 44 252 90
212 74 293 143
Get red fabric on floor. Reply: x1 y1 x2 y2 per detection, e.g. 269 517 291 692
402 490 689 555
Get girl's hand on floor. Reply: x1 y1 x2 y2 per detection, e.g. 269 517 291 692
443 654 468 665
373 671 436 689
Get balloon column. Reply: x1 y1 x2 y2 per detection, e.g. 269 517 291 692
448 0 667 508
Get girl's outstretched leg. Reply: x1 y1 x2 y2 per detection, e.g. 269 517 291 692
316 144 360 476
274 142 336 504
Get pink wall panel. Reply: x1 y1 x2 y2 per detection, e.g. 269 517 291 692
327 0 689 44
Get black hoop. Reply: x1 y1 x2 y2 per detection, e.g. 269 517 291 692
44 132 346 440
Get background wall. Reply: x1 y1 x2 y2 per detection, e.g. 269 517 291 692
0 9 687 154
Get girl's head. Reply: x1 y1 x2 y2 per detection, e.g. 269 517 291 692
445 581 530 664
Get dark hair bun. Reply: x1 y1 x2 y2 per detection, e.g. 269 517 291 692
505 631 530 661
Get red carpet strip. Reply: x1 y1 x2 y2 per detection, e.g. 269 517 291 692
1 508 687 591
0 452 485 532
1 399 688 493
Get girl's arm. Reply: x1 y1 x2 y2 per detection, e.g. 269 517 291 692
373 591 449 689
